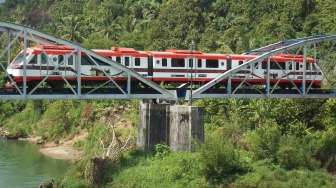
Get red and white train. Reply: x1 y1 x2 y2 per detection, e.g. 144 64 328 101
6 45 323 89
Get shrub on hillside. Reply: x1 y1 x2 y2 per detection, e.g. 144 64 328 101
200 133 248 185
276 136 320 170
36 101 82 139
233 161 336 188
315 127 336 172
246 121 282 161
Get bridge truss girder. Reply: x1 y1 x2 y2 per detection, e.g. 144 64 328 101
0 22 175 100
190 35 336 99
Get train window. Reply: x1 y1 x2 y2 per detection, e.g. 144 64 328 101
296 62 300 70
41 53 48 64
13 52 26 64
189 59 193 68
227 59 232 69
254 63 259 69
306 63 311 70
239 61 243 65
288 62 293 70
162 58 167 67
135 58 141 66
221 62 225 66
198 59 202 68
81 55 95 65
52 56 58 63
206 59 219 68
58 55 64 64
116 56 121 63
92 57 109 66
29 55 37 64
156 60 160 65
68 55 74 65
270 62 285 69
125 57 130 66
172 58 185 67
270 62 278 69
262 62 267 69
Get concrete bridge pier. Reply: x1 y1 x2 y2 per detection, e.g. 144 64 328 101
137 101 204 151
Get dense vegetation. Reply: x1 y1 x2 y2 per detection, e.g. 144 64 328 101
0 0 336 187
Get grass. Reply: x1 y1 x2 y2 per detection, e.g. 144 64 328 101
108 151 208 188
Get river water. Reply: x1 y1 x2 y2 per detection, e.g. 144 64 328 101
0 138 70 188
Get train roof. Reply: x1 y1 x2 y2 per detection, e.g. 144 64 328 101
28 45 315 63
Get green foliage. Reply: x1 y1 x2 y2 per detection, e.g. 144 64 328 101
3 101 42 136
233 161 336 188
110 152 208 188
35 101 82 140
1 1 336 187
246 121 282 161
200 132 248 185
83 122 110 157
276 136 319 170
59 160 88 188
154 144 171 158
315 127 336 172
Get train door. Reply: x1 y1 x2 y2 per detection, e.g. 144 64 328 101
287 61 294 80
124 56 131 68
188 58 195 79
40 53 50 76
49 55 59 75
227 59 232 70
66 54 75 77
148 56 153 77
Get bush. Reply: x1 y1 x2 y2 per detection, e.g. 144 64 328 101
246 122 282 161
154 144 171 158
233 161 336 188
110 152 207 188
276 136 319 170
35 101 82 140
200 133 248 185
315 127 336 172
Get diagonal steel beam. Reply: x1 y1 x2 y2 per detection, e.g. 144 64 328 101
0 21 175 99
193 35 336 98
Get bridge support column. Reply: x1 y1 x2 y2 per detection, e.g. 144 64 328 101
137 102 204 151
169 105 204 151
137 101 170 151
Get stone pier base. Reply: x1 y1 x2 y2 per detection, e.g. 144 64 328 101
137 102 204 151
136 102 170 151
169 105 204 151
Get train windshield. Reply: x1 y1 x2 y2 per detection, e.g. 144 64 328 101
12 52 28 64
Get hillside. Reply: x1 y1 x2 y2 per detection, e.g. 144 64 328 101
0 0 336 188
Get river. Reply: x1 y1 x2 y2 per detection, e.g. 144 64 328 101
0 138 70 188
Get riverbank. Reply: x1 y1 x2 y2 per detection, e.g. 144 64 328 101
0 139 70 188
1 127 87 161
20 132 88 161
40 131 88 160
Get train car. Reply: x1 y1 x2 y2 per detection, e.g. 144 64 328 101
6 45 324 89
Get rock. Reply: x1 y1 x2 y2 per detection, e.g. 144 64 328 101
6 133 21 140
86 157 108 188
38 179 54 188
36 138 45 145
0 127 9 137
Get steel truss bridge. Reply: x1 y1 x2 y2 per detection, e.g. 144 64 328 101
0 21 335 101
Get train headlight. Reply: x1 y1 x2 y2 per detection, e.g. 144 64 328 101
9 63 21 69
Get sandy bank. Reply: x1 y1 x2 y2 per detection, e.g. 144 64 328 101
39 146 83 160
